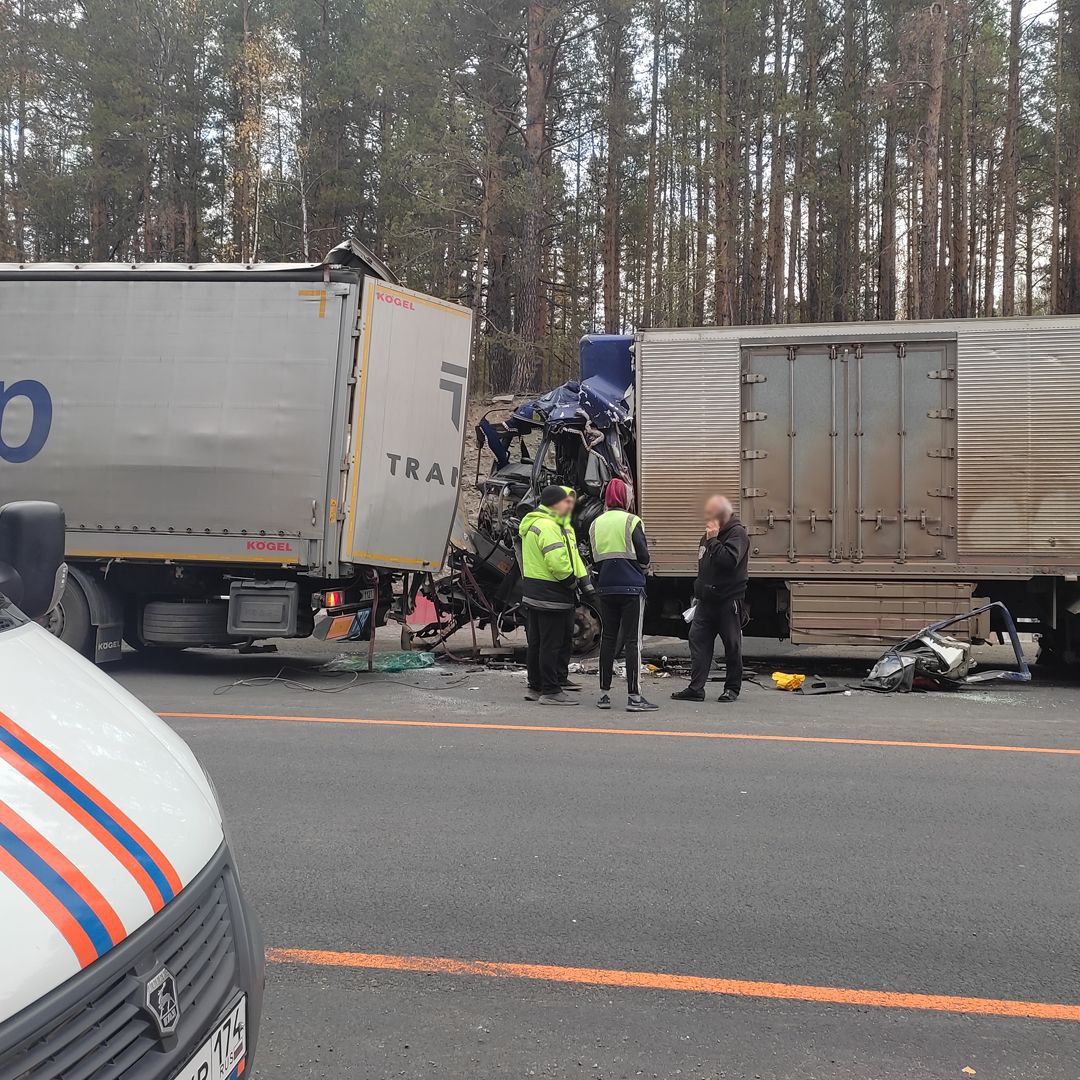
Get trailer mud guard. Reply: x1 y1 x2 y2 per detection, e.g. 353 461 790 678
65 565 124 662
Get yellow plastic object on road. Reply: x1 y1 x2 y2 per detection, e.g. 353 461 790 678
771 671 806 691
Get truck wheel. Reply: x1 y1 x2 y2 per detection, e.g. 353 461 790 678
572 603 602 656
1036 630 1079 671
140 599 243 648
45 575 94 658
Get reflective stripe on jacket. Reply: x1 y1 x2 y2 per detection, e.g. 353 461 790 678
518 505 589 609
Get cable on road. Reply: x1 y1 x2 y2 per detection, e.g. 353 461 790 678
212 666 361 695
212 666 474 696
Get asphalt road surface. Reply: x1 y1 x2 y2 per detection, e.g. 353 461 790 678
113 634 1080 1079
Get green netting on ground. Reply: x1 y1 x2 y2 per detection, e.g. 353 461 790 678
322 651 436 673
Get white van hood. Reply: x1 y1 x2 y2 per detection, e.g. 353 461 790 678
0 622 223 1023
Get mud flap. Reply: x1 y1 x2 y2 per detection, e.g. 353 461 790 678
94 622 124 663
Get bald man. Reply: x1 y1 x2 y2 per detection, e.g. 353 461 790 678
672 495 749 703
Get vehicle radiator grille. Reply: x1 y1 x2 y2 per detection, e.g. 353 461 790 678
0 874 237 1080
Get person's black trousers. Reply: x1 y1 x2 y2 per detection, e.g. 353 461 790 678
688 596 744 695
525 606 575 695
599 593 644 695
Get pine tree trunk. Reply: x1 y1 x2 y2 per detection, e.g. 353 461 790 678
832 0 855 321
713 2 735 325
786 28 807 324
1000 0 1021 315
11 0 28 260
1066 0 1080 313
918 1 947 319
748 35 767 324
1050 1 1064 312
1024 206 1034 315
694 122 708 326
937 114 951 317
602 2 626 334
641 0 662 328
763 0 785 323
803 0 819 321
954 21 971 317
878 80 898 320
983 155 998 316
513 0 547 393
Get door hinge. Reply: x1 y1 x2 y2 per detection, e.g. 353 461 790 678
742 487 767 498
927 408 955 419
928 487 956 499
928 369 956 380
742 372 767 384
742 449 768 460
741 411 768 422
747 525 769 536
927 447 955 459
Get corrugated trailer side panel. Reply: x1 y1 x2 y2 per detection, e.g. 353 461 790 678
638 317 1080 578
0 274 357 568
955 318 1080 561
635 332 741 574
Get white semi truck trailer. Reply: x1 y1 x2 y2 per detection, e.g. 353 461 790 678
633 317 1080 660
0 242 473 661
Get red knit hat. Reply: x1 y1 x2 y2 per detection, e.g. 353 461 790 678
604 477 631 510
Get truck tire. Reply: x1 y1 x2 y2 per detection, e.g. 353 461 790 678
1036 629 1079 671
45 574 94 658
140 599 244 648
572 602 602 656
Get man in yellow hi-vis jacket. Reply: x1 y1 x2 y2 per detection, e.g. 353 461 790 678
518 485 593 705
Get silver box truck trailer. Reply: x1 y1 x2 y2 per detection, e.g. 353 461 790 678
634 317 1080 658
0 251 473 660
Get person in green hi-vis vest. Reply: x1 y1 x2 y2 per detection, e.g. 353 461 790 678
588 478 658 712
518 485 593 705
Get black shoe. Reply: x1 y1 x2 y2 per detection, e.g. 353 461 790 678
524 687 541 701
596 693 612 710
539 691 580 706
717 690 740 703
627 694 659 712
561 680 583 691
671 687 705 702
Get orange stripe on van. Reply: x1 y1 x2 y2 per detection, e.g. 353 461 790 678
0 711 181 907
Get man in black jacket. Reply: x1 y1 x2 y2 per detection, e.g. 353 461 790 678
672 494 749 703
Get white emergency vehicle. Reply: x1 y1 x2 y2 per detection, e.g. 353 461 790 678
0 501 264 1079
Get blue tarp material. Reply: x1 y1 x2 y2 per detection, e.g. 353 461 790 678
509 336 634 432
580 334 634 389
511 375 631 431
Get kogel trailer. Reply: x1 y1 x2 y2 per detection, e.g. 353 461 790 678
634 316 1080 659
0 249 473 660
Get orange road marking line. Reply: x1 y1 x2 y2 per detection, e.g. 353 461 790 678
159 711 1080 756
266 946 1080 1022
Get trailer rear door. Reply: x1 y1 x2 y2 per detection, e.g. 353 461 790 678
341 281 473 572
741 339 957 567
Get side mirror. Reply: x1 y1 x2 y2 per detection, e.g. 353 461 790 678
0 501 66 619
